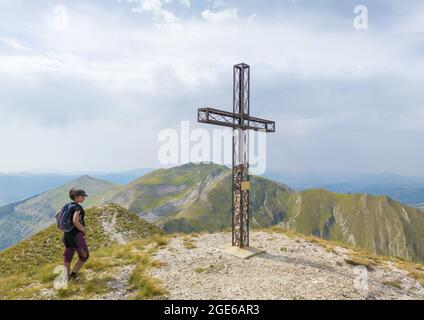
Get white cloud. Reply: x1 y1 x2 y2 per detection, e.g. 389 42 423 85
121 0 193 23
201 8 238 23
247 13 257 24
179 0 191 8
208 0 226 9
125 0 178 23
392 11 424 35
0 118 160 172
0 38 32 51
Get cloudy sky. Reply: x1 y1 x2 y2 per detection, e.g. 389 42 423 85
0 0 423 175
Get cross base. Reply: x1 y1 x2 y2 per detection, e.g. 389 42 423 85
222 245 265 260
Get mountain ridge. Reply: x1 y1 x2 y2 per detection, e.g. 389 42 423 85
101 163 424 263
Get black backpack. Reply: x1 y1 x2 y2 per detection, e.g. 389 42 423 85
55 203 76 232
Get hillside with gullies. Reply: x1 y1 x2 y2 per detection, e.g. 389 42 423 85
0 176 120 250
103 163 424 263
104 163 292 232
282 189 424 263
1 204 424 300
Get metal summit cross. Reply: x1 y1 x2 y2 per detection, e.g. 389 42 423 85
198 63 275 252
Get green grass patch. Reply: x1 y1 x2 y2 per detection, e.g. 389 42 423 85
129 257 168 300
84 277 114 295
383 280 402 289
194 264 224 274
344 257 374 271
183 237 196 250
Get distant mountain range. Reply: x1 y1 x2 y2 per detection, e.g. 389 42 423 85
265 171 424 207
1 164 424 263
2 168 423 208
0 174 75 207
0 169 153 206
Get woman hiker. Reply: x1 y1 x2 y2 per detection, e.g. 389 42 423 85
63 188 89 282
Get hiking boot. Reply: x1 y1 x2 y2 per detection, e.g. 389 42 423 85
68 273 81 283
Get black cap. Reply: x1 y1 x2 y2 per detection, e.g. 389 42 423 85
69 188 88 200
75 189 88 197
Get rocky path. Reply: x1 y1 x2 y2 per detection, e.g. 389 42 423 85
100 265 135 300
100 210 126 245
98 208 133 300
149 232 424 300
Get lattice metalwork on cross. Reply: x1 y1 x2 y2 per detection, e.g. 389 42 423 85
197 63 276 248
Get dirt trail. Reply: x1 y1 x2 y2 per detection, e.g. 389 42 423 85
98 208 133 299
100 210 126 245
99 265 135 300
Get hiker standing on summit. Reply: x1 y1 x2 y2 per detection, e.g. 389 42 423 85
57 188 90 282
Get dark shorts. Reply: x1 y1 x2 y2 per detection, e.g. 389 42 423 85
63 231 89 263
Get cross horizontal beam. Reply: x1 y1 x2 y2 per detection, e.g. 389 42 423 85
198 108 275 132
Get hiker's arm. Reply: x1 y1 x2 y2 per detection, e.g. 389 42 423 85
73 211 85 233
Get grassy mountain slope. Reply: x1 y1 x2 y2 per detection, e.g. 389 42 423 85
0 176 121 250
105 164 230 216
0 204 166 299
103 163 293 232
164 174 292 233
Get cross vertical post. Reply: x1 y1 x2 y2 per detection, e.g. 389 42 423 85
198 63 275 249
232 63 250 247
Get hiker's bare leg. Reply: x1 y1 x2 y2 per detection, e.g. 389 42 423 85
72 247 88 274
63 247 75 276
64 262 71 276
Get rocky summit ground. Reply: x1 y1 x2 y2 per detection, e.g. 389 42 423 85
149 232 424 300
